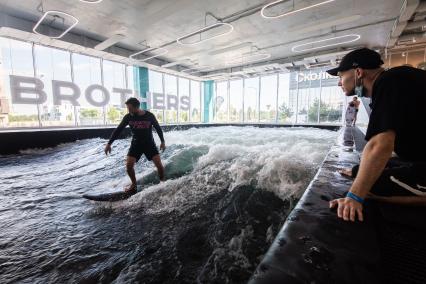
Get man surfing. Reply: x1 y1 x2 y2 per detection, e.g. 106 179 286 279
104 97 166 193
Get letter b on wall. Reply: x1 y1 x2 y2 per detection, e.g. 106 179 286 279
10 75 47 104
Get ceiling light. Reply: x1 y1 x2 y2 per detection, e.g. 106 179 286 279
291 34 361 53
94 34 125 50
33 10 79 39
129 47 168 62
208 42 252 56
226 53 271 66
79 0 103 3
176 23 234 46
261 0 335 19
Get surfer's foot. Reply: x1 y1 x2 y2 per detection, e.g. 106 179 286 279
338 168 353 178
124 183 137 192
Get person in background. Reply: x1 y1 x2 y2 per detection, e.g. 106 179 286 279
327 48 426 222
104 98 166 192
345 97 359 126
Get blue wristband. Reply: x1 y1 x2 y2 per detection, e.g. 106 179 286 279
346 192 364 204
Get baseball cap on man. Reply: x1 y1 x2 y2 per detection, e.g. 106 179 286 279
326 48 384 76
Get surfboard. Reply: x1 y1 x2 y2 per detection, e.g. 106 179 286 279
82 188 138 202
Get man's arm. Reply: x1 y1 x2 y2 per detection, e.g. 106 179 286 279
108 116 129 145
330 130 395 221
152 115 165 144
104 115 128 155
350 130 395 198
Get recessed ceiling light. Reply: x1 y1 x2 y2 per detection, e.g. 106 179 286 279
261 0 335 19
291 34 361 53
129 47 168 61
176 23 234 46
226 53 271 66
33 10 79 39
79 0 103 3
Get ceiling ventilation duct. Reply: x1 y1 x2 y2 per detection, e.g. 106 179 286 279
129 47 168 62
387 0 420 47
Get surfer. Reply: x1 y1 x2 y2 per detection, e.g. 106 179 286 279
104 97 166 192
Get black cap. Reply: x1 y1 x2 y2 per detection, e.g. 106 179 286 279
326 48 384 76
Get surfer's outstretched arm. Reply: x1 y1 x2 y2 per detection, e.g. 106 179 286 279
152 115 166 151
104 115 130 154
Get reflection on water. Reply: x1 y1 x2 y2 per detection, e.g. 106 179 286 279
0 126 336 283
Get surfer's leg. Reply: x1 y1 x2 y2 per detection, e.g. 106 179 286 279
125 156 137 191
152 154 165 181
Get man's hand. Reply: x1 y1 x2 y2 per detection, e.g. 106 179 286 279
160 142 166 152
329 197 363 222
104 143 112 155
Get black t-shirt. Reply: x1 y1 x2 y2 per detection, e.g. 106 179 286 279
365 66 426 162
108 111 164 145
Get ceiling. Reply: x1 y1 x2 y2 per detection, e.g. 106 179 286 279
0 0 420 79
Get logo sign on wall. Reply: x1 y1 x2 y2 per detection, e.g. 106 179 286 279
290 69 339 90
8 75 190 110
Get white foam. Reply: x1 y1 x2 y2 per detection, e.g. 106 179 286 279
112 126 336 213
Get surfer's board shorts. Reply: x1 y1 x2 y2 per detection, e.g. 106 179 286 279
351 158 426 197
127 140 159 162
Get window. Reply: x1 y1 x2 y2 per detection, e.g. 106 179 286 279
244 77 259 122
229 79 243 122
164 74 177 124
214 81 228 122
102 60 127 124
190 80 201 122
277 73 293 123
0 38 40 128
178 77 190 123
72 53 104 126
34 45 74 127
259 75 277 122
148 70 164 123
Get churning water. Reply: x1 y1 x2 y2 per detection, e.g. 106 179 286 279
0 126 337 283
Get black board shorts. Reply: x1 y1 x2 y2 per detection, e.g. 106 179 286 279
127 140 159 162
351 158 426 197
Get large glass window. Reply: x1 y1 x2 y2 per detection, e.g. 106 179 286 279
34 45 74 127
72 53 104 126
244 77 259 122
178 77 190 123
0 38 40 128
190 80 201 122
102 60 127 124
164 74 177 124
259 75 277 122
229 79 243 122
148 70 164 123
214 81 228 122
277 73 293 123
319 86 343 123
